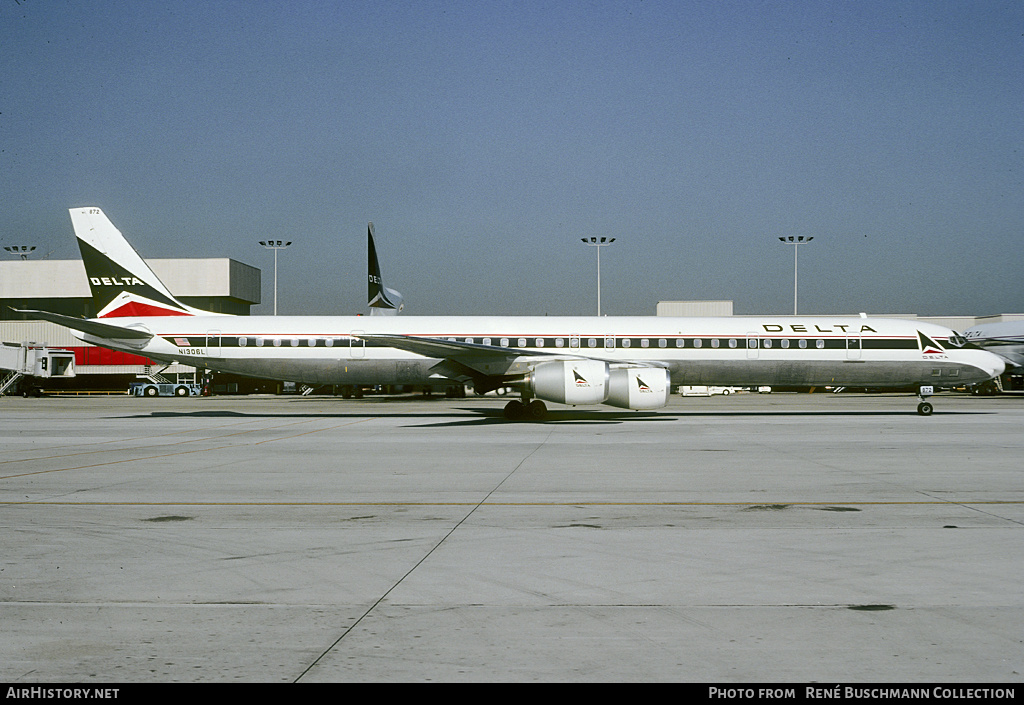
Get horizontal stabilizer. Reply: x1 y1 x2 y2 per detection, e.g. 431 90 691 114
14 309 154 340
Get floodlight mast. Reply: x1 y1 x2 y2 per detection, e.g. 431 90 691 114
778 236 813 315
258 240 292 315
580 237 615 316
4 246 36 260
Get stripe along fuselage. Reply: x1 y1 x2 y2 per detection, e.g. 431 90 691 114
77 313 1002 391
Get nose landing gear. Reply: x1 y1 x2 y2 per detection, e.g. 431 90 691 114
917 385 934 416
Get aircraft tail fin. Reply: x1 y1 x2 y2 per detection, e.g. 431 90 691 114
367 222 404 316
70 207 216 318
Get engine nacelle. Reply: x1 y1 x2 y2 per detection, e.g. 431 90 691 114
529 359 609 406
606 366 671 410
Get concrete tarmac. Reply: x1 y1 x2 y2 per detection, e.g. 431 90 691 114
1 391 1021 683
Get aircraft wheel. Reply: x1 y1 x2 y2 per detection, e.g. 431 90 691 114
145 386 159 397
503 400 525 420
527 399 548 420
917 401 933 416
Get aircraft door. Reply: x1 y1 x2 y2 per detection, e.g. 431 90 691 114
846 335 862 360
206 330 221 357
349 330 365 359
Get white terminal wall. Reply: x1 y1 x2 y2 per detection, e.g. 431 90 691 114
0 259 260 303
656 301 1023 331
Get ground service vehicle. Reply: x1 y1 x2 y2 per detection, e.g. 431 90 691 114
129 375 201 397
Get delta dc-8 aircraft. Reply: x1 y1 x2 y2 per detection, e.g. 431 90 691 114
20 208 1005 419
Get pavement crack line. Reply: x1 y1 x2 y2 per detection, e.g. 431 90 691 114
294 429 554 682
916 490 1024 527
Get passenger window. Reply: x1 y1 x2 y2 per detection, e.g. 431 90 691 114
465 338 473 344
290 339 299 347
256 337 264 347
238 337 247 347
555 338 564 348
622 338 631 348
273 339 282 347
483 337 491 346
764 339 773 349
535 338 544 347
798 339 807 349
711 339 719 348
325 338 334 348
659 339 667 348
676 339 685 348
694 339 703 348
500 338 509 347
518 338 527 347
588 338 597 348
641 339 649 348
728 339 737 348
816 339 825 349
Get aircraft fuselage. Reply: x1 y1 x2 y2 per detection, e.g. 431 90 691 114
80 314 1003 390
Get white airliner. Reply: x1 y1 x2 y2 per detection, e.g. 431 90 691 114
964 320 1024 370
20 208 1005 418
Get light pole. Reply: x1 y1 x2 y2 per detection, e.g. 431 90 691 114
258 240 291 315
3 246 36 260
778 236 813 315
580 237 615 316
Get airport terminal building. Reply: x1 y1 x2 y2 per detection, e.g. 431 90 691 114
654 300 1024 335
1 258 260 391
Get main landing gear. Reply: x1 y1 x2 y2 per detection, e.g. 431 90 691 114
917 385 934 416
503 398 548 421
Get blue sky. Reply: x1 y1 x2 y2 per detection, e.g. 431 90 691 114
2 0 1021 316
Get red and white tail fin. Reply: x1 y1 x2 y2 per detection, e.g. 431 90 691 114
70 208 221 318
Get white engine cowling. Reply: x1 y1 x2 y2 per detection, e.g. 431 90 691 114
606 367 671 410
529 359 609 406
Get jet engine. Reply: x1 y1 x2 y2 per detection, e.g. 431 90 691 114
605 366 671 410
528 359 609 406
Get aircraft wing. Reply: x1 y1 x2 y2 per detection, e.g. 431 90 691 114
13 309 154 341
357 333 668 377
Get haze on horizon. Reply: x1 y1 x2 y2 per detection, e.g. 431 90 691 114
2 1 1021 318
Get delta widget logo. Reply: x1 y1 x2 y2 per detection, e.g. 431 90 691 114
918 331 946 355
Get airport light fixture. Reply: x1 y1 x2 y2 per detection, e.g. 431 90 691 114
4 246 36 260
778 236 813 315
258 240 292 315
581 236 615 316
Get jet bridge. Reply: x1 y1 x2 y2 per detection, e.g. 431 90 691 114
0 342 76 396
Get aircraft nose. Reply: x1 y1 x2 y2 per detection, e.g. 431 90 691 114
984 352 1006 380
